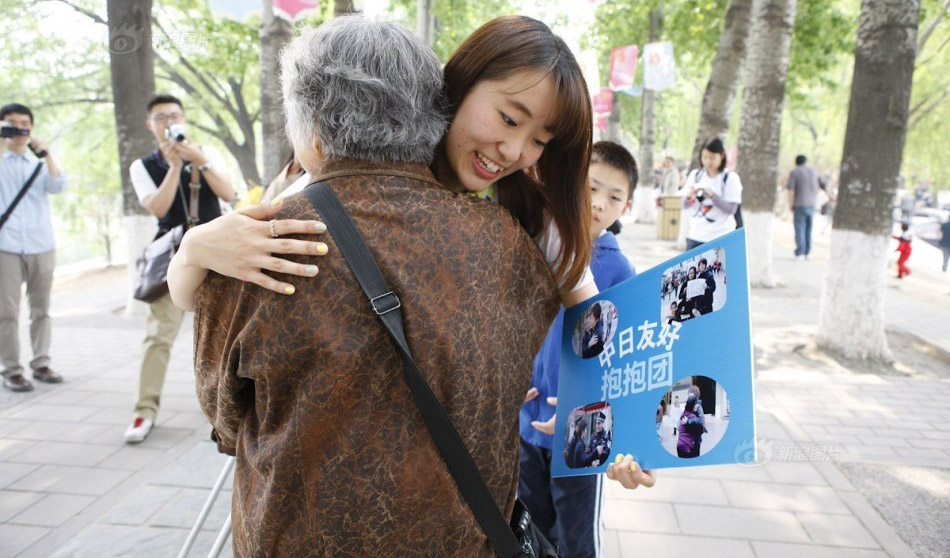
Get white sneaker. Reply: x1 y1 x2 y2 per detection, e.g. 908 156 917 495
124 416 154 444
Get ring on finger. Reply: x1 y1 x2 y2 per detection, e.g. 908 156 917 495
268 219 279 238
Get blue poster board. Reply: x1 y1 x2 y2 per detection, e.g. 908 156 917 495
553 229 756 477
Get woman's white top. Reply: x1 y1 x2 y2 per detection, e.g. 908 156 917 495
683 169 743 242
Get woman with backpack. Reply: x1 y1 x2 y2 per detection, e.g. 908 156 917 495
682 137 744 250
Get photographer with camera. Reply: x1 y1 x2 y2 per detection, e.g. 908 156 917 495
0 103 66 392
124 94 234 443
682 137 743 250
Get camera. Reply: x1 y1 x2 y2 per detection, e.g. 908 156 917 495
165 124 187 142
0 124 29 138
695 188 706 202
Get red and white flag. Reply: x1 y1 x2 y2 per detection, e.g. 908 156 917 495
608 45 639 91
593 88 614 115
273 0 321 22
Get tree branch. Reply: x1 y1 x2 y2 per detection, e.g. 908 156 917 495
791 113 819 143
191 121 239 152
151 19 232 106
909 89 949 128
48 0 106 25
229 77 256 142
917 0 950 55
34 98 113 109
916 34 950 69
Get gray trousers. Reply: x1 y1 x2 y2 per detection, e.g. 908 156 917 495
0 250 56 378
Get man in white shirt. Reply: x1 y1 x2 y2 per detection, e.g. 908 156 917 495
0 103 66 391
125 94 234 443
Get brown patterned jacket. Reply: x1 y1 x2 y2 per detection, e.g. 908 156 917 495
194 159 561 557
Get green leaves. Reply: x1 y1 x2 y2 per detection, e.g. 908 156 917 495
389 0 517 61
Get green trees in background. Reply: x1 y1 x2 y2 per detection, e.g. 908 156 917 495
1 0 945 276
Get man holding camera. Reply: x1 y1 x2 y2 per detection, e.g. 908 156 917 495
125 94 234 443
0 103 66 392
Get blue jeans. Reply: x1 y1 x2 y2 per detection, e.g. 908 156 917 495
793 206 815 256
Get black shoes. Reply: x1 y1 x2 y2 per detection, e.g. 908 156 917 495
32 367 63 384
2 367 63 392
3 374 34 392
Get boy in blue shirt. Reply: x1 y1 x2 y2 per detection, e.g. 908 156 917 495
519 141 638 557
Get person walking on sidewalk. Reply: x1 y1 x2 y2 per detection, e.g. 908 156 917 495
0 103 66 392
893 222 912 279
940 218 950 273
124 94 234 443
787 154 826 259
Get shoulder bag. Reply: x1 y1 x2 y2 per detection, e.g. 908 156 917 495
0 162 44 232
133 162 201 303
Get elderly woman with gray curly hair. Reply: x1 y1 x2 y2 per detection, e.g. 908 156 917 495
177 16 562 557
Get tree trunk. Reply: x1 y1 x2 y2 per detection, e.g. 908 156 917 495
416 0 434 45
231 144 262 189
107 0 157 316
737 0 797 288
107 0 155 218
636 9 661 224
260 0 293 185
691 0 753 167
334 0 357 16
817 0 920 362
607 92 622 143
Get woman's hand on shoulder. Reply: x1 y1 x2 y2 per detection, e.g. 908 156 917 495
606 454 657 490
181 197 329 295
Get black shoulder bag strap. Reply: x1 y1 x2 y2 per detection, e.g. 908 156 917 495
0 162 44 232
303 182 524 558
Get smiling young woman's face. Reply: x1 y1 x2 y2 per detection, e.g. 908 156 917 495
441 69 556 193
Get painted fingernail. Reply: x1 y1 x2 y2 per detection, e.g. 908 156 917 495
313 222 326 232
306 265 318 276
316 243 328 255
284 285 295 295
614 454 624 464
271 197 283 207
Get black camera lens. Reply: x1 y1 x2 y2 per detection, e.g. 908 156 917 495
0 126 29 139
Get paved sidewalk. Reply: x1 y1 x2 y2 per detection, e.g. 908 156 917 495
0 215 946 557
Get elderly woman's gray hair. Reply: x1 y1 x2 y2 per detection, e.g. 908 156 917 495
281 16 446 165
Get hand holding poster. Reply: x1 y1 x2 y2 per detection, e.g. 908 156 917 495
554 229 755 476
685 278 706 300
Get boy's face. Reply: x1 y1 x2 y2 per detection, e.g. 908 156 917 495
588 161 632 239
